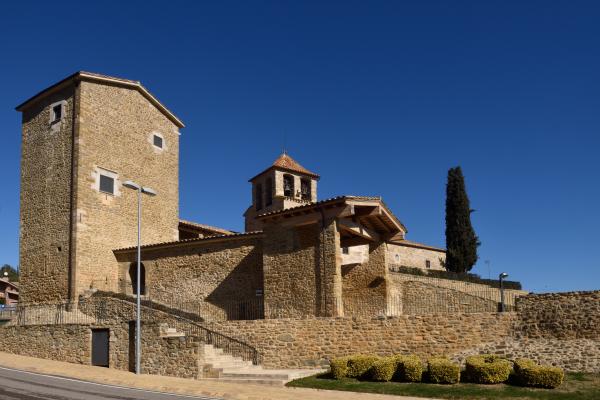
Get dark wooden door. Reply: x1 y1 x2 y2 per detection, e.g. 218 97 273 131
91 329 109 367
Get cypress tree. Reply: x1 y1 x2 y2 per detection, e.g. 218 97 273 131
445 166 480 273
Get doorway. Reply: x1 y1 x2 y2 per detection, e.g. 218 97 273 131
91 329 109 367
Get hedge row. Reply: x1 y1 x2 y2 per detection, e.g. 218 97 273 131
329 354 563 388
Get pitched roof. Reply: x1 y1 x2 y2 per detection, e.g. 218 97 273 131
113 231 263 253
249 153 320 181
388 239 446 253
15 71 184 128
178 220 233 236
256 195 408 234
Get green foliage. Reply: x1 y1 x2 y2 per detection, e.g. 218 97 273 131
346 355 380 379
445 166 480 273
427 357 460 384
392 355 423 382
465 355 512 384
370 357 396 382
330 357 350 379
514 358 564 389
0 264 18 282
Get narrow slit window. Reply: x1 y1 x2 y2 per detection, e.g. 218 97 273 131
153 135 163 149
52 104 62 122
255 184 263 210
265 178 273 206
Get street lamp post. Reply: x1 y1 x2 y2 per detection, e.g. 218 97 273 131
499 272 509 312
123 180 156 375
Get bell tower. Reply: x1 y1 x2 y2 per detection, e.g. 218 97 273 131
244 153 319 231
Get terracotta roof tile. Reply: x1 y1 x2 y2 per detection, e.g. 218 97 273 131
249 153 319 181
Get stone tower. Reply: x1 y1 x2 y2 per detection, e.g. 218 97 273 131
16 71 183 303
244 153 319 231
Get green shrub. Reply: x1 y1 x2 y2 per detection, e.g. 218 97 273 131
427 357 460 384
370 357 396 382
392 355 423 382
464 355 512 384
514 358 564 389
346 355 380 379
330 357 350 379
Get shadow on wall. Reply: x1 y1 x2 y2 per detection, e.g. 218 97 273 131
205 247 264 320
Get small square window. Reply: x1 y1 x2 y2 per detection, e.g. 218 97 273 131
153 135 163 149
52 104 62 122
342 247 349 255
99 174 115 194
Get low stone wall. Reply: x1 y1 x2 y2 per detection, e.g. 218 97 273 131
390 272 526 309
400 280 500 314
207 313 516 368
0 322 201 379
515 291 600 340
0 324 91 364
453 337 600 373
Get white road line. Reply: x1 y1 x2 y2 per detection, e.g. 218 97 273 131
0 366 222 400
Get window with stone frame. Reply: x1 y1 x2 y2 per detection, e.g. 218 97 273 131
51 104 62 123
283 174 294 197
301 178 311 200
153 134 164 149
265 178 273 206
255 183 263 210
99 174 115 195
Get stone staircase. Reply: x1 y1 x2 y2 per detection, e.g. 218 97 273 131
200 344 321 385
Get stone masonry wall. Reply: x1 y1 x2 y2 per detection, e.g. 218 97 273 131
207 313 516 368
19 85 77 303
387 243 446 271
400 280 500 314
0 321 201 378
342 241 388 317
515 291 600 340
115 235 263 320
263 223 320 318
389 272 527 308
74 81 180 296
0 324 91 363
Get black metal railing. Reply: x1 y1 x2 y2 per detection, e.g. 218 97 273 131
89 292 262 365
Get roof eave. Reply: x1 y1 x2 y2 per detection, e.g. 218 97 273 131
248 165 321 182
15 71 185 128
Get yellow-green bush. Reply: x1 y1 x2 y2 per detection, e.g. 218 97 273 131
427 357 460 384
464 355 512 384
392 355 423 382
330 357 350 379
370 357 396 381
346 355 380 379
513 358 564 389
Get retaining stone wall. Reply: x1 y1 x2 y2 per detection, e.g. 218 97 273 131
0 324 91 364
207 313 516 369
515 291 600 339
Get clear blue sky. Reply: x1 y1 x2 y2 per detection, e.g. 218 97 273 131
1 1 598 292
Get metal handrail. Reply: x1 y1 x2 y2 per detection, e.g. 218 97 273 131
91 292 262 365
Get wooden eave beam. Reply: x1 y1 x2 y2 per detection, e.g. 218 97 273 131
338 218 380 242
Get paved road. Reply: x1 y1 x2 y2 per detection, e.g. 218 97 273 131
0 367 222 400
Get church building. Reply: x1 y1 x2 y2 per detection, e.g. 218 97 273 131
16 72 446 319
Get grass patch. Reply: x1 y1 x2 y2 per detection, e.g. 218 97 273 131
287 372 600 400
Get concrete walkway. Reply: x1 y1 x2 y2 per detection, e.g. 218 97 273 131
0 352 439 400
